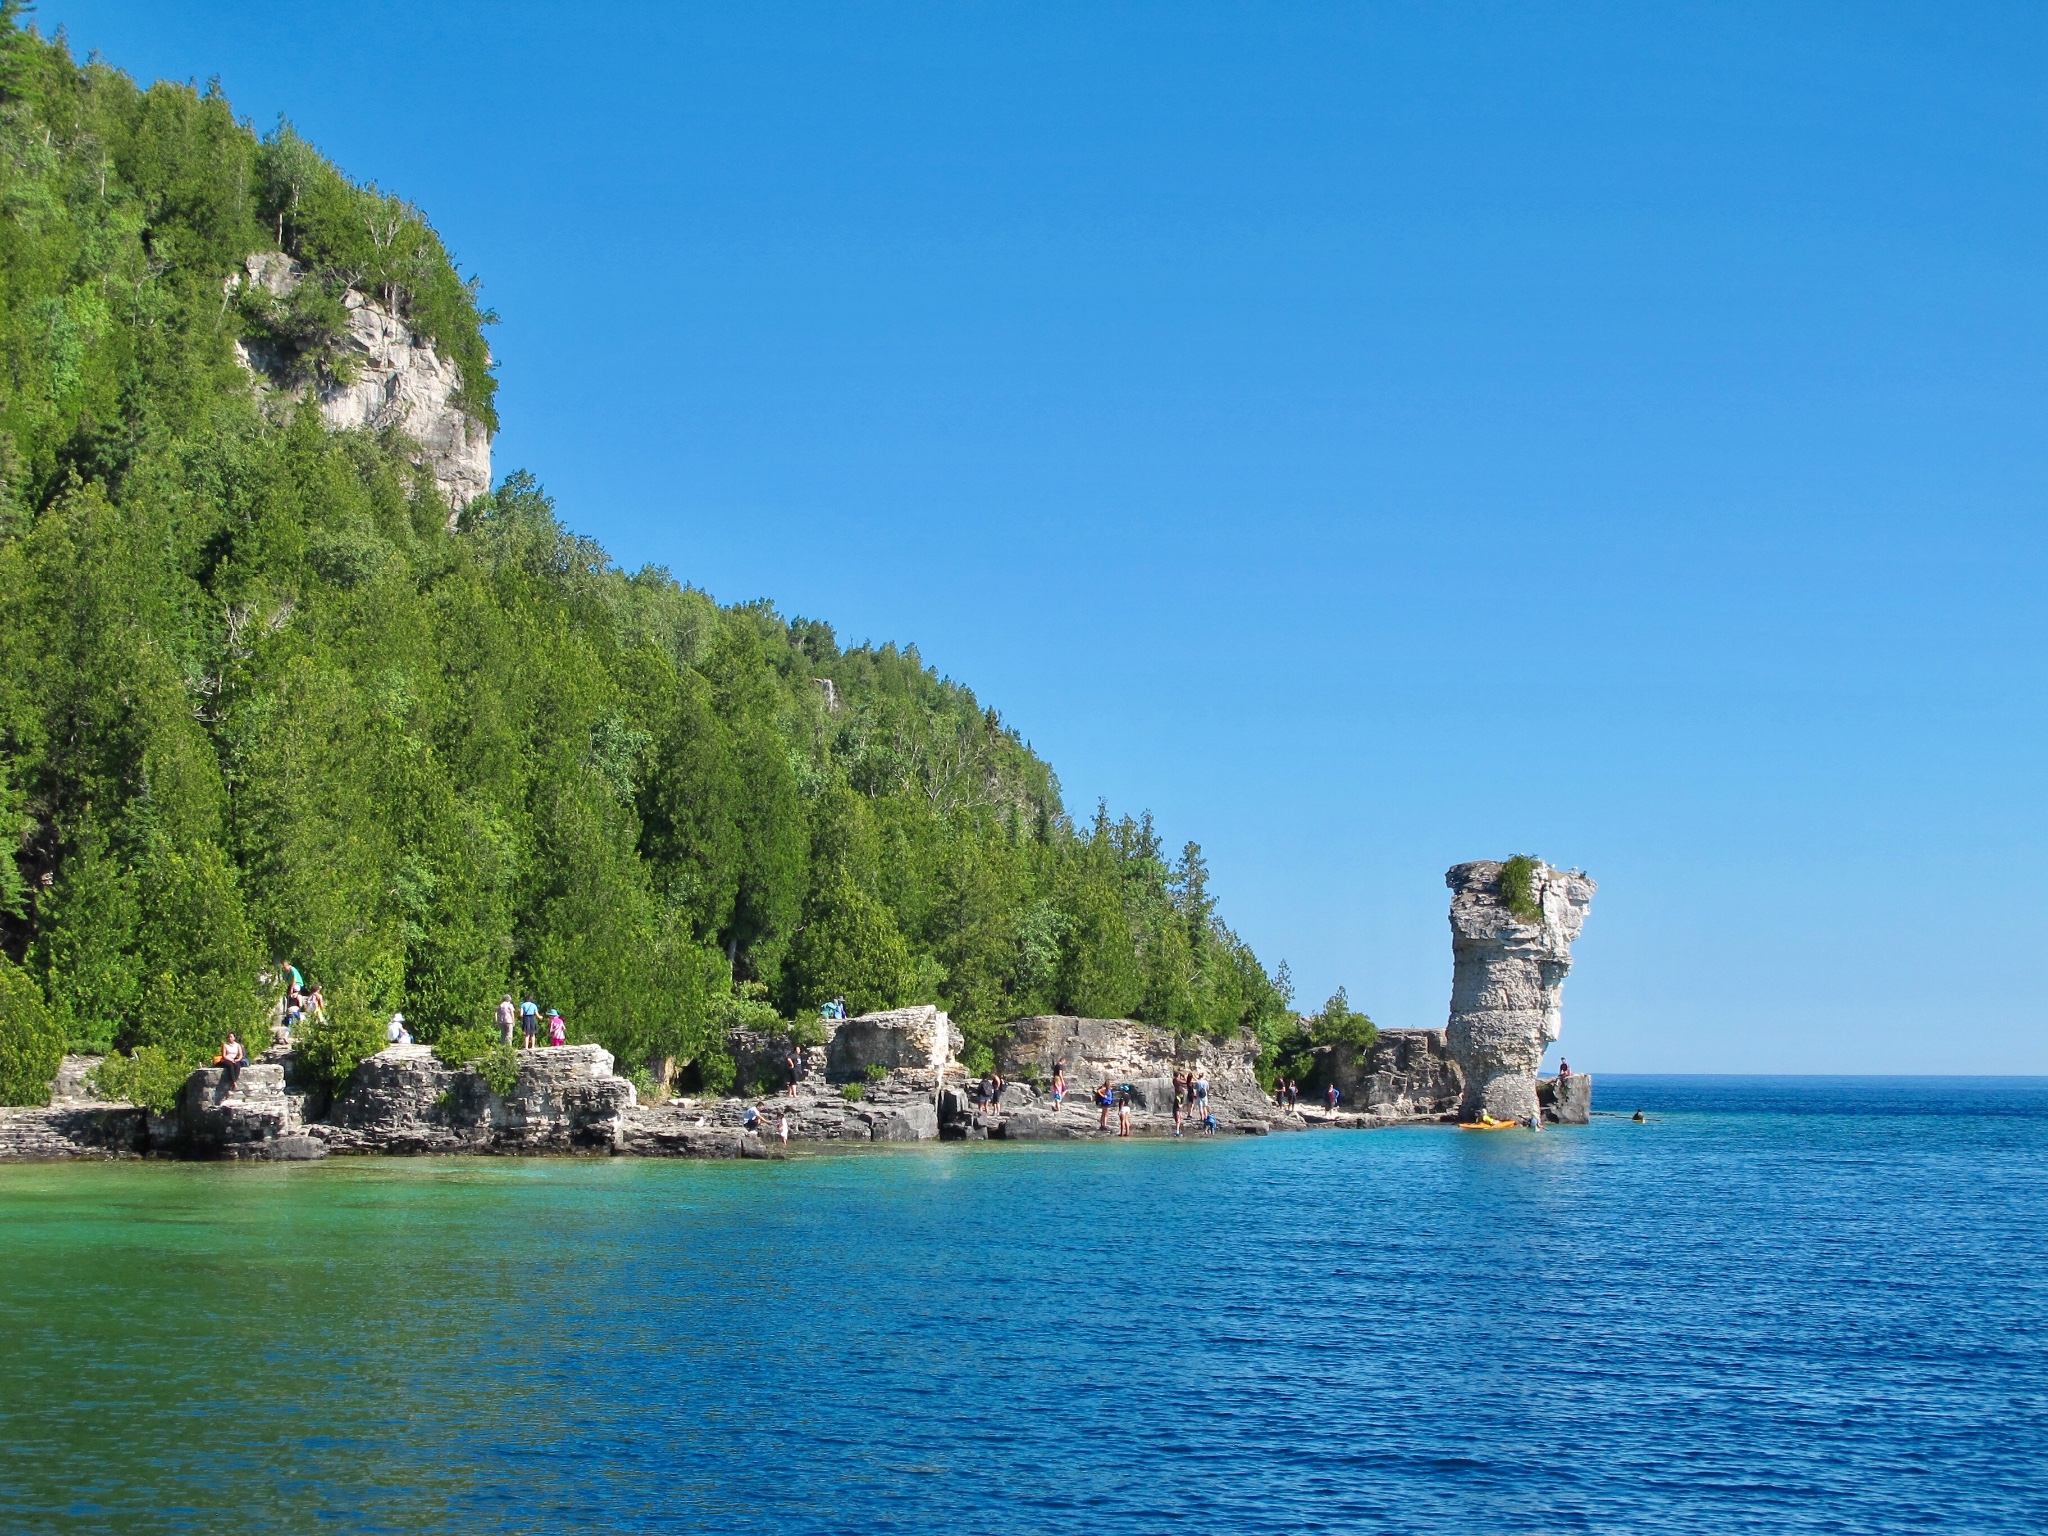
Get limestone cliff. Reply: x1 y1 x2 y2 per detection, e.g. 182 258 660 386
1443 859 1595 1122
230 252 492 513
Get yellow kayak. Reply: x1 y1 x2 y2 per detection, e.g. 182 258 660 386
1459 1117 1522 1131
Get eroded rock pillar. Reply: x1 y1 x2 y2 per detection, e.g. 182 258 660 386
1443 860 1595 1122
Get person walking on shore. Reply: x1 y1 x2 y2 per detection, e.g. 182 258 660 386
520 996 539 1049
496 995 516 1047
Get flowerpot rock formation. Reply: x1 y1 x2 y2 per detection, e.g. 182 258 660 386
1443 859 1596 1123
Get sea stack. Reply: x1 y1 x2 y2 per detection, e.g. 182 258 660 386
1443 859 1596 1123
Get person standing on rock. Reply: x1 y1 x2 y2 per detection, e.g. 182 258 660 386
1325 1082 1339 1113
1194 1074 1210 1116
520 996 540 1049
778 1109 790 1146
1286 1079 1299 1110
496 995 516 1047
547 1009 567 1048
1117 1084 1133 1138
1172 1073 1187 1137
1096 1081 1113 1132
1050 1065 1066 1110
783 1044 802 1099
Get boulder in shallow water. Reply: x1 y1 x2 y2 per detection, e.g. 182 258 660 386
1538 1073 1593 1125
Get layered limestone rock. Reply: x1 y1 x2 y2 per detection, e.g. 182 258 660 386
1308 1028 1466 1119
1444 860 1596 1122
231 252 492 513
0 1104 147 1159
990 1016 1281 1137
827 1005 959 1084
1538 1073 1593 1125
312 1042 636 1155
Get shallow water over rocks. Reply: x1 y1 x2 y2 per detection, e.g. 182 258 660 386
2 1076 2043 1533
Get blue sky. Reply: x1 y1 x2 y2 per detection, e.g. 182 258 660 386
44 2 2047 1071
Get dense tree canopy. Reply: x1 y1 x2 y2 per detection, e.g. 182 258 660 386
0 16 1295 1104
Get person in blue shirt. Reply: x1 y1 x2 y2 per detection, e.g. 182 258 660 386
519 996 539 1049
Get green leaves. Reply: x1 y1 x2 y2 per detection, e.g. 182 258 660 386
0 12 1303 1111
0 954 62 1106
1498 855 1543 922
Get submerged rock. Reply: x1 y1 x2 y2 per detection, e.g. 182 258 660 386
1443 859 1596 1123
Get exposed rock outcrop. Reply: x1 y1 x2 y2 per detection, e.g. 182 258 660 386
231 252 492 513
1304 1028 1466 1119
312 1043 636 1155
827 1005 958 1082
1444 859 1596 1123
156 1061 311 1159
1538 1073 1593 1125
991 1015 1282 1137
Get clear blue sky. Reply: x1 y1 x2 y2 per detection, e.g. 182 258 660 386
44 1 2048 1072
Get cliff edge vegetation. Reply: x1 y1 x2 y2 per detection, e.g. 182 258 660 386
0 16 1293 1106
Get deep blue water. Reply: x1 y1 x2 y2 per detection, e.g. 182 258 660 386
2 1076 2045 1534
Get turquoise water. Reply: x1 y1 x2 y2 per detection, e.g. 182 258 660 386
2 1076 2044 1534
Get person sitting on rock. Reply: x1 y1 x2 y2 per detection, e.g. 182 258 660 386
1558 1059 1572 1078
742 1104 762 1134
547 1009 567 1047
387 1012 412 1046
219 1032 247 1091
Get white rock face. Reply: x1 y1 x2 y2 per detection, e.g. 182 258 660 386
1443 860 1596 1122
230 253 492 515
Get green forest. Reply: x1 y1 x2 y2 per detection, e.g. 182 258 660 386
0 16 1318 1108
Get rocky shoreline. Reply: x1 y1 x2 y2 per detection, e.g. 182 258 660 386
0 859 1596 1164
0 1007 1591 1163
